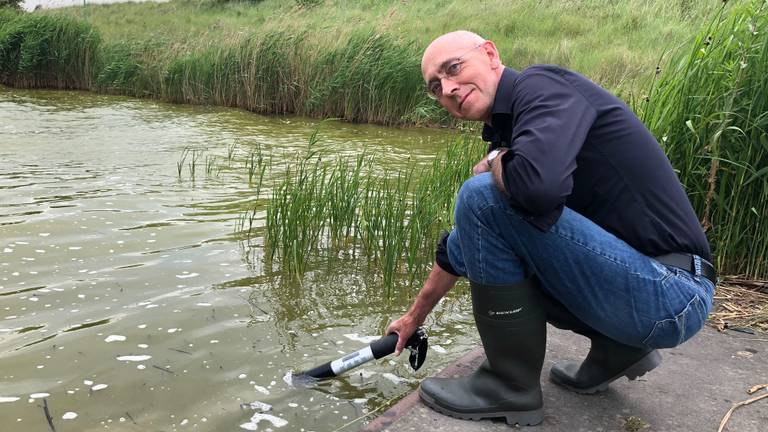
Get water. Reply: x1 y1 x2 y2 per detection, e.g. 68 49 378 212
0 87 477 431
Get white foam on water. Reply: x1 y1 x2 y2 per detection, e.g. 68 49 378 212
381 373 410 385
343 333 379 344
62 412 78 420
0 397 20 403
29 393 50 399
242 401 272 412
282 371 293 386
116 355 152 362
137 365 146 370
240 413 288 430
175 273 199 279
105 335 126 342
431 345 447 354
84 380 93 386
196 303 212 306
91 384 108 391
253 385 269 395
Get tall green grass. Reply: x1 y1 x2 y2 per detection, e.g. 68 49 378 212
0 10 100 89
158 29 426 124
261 132 484 288
639 0 768 278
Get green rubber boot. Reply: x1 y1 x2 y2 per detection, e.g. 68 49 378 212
419 278 546 426
541 292 662 394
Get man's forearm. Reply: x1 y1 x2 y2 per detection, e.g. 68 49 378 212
406 263 459 324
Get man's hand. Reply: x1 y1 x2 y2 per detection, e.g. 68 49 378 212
386 313 420 356
386 264 459 355
490 148 510 198
472 155 492 175
473 149 510 197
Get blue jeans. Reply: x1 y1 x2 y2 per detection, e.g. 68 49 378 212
446 174 715 349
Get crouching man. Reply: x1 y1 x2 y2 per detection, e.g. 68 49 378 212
387 30 716 426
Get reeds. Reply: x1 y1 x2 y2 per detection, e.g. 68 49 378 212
0 10 100 89
1 6 430 126
638 0 768 278
259 131 484 288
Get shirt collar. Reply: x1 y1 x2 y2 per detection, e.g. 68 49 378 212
482 67 520 143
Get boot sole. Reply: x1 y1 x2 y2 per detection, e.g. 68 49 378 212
418 387 544 426
550 350 662 394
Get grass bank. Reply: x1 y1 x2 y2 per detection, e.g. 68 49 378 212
1 0 736 125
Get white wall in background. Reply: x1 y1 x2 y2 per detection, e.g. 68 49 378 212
22 0 168 12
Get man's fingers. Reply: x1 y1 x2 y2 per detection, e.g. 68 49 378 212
395 335 407 356
473 158 490 175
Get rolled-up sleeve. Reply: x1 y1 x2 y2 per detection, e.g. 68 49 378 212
434 230 460 276
500 71 597 230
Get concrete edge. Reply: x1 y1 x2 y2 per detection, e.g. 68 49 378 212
359 346 486 432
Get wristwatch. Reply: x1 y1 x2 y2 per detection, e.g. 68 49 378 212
487 149 501 168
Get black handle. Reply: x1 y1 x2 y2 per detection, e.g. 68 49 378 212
370 332 398 359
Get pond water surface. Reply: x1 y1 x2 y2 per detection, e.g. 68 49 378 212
0 88 477 431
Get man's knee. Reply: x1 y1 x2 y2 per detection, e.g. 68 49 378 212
456 173 496 214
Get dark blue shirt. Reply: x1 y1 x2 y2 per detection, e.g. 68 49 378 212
436 66 711 276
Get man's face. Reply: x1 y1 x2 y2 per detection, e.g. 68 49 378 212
421 40 502 122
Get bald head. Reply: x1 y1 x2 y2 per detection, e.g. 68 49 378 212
421 31 487 73
421 31 504 122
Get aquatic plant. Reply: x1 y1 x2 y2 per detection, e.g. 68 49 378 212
177 147 190 178
638 0 768 277
261 131 484 288
226 141 237 164
188 149 203 180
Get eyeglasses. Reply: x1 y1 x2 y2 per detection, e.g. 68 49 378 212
426 43 483 100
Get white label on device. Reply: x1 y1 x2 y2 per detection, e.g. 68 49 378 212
330 346 374 375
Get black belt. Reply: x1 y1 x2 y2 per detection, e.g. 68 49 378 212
654 253 717 285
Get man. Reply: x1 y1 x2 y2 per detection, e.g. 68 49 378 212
386 31 716 426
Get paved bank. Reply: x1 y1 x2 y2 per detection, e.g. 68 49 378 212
363 326 767 431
